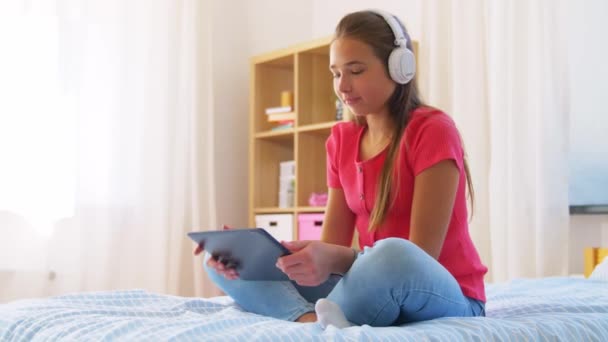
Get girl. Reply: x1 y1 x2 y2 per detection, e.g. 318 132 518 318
195 9 487 328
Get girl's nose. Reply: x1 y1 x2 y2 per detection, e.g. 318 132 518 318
337 75 351 93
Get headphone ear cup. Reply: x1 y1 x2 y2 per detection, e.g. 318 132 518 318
388 47 416 84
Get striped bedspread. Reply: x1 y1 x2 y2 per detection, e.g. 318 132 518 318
1 277 607 341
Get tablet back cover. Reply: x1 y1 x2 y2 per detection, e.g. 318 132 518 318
188 228 291 281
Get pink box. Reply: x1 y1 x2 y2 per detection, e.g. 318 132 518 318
298 213 324 240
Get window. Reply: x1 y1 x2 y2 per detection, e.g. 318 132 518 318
567 1 608 214
0 13 75 236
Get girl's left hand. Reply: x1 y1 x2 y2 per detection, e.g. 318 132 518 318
275 240 337 286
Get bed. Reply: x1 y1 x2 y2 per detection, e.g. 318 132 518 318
1 277 607 341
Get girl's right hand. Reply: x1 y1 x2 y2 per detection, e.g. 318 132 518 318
193 225 240 280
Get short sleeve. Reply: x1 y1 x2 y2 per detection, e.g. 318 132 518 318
326 125 342 188
408 115 464 176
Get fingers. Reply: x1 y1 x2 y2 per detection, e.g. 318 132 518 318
206 256 240 280
276 251 308 270
224 269 239 280
281 240 310 252
278 263 310 276
283 265 324 286
196 224 236 278
193 243 204 255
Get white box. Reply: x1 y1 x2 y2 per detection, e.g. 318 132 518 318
255 214 294 242
280 160 295 178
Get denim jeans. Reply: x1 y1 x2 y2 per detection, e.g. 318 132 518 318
204 237 485 326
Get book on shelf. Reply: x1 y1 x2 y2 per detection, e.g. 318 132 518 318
266 112 295 122
270 122 294 131
265 106 292 114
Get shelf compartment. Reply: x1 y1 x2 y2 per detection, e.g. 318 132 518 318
296 47 336 126
296 130 330 207
253 55 295 134
253 138 294 208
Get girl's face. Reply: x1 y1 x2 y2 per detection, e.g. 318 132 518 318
330 37 396 117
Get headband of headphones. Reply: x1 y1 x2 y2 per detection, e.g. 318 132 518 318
368 9 409 49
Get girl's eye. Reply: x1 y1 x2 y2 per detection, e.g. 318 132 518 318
332 69 364 78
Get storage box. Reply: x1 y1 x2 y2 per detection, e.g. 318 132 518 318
298 213 324 241
255 214 293 242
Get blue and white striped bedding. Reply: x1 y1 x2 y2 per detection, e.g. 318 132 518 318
1 277 607 341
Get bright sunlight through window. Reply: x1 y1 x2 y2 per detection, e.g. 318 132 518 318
0 13 75 237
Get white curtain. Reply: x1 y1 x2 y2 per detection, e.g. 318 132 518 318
418 0 494 279
419 0 570 282
485 0 570 281
0 0 218 301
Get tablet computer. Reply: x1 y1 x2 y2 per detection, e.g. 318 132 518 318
188 228 291 281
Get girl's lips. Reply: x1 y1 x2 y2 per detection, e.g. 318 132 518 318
343 97 361 105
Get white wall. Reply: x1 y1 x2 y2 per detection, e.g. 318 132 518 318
311 0 422 39
246 0 313 56
243 1 421 61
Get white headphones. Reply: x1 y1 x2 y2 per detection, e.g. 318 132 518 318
369 9 416 84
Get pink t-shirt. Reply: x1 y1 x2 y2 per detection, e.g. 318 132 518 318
326 107 488 302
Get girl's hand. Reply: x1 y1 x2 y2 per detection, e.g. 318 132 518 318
275 240 339 286
193 225 239 280
206 254 240 280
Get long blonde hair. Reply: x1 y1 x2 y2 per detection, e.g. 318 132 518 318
334 11 475 231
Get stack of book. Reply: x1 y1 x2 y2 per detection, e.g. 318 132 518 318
265 91 294 131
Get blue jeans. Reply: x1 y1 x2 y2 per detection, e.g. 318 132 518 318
204 238 485 326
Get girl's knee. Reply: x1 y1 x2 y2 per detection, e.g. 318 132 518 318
371 238 418 259
356 238 425 274
374 237 414 249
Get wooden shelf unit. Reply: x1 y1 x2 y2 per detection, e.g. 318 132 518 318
249 37 341 240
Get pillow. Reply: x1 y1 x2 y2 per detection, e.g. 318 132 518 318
589 256 608 282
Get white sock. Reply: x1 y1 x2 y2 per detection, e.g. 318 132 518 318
315 298 354 329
